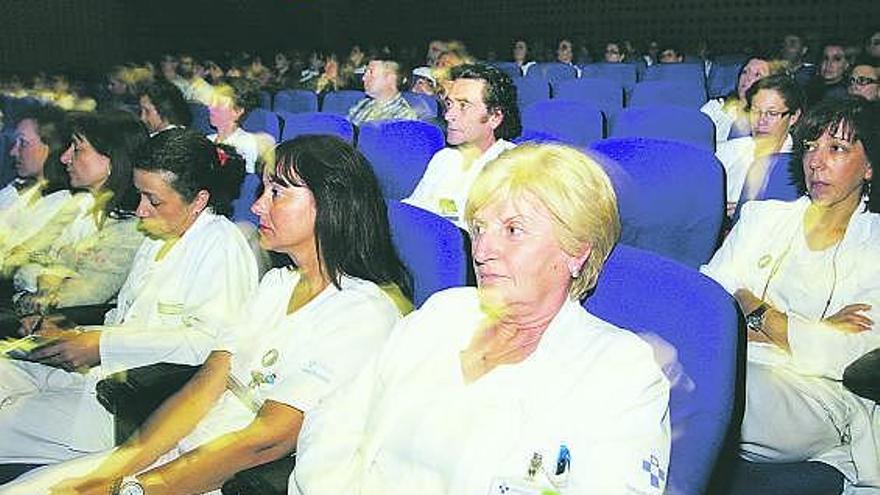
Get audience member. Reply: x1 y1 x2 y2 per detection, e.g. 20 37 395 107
347 59 417 126
0 135 411 495
603 41 627 63
207 78 262 174
293 143 670 495
701 97 880 492
848 60 879 101
780 33 816 86
0 106 71 260
404 63 521 228
702 56 787 142
137 79 192 136
805 41 851 105
716 74 804 213
0 129 259 473
512 39 536 75
658 44 684 63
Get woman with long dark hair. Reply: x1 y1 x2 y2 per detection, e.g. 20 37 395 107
2 135 411 494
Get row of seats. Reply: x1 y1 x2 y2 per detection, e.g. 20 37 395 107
492 59 746 99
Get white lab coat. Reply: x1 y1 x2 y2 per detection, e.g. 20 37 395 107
701 197 880 493
0 269 401 495
0 211 259 464
404 139 515 229
292 287 670 495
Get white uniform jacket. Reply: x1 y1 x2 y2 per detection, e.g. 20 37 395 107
701 197 880 491
403 139 515 229
98 210 260 374
292 287 671 495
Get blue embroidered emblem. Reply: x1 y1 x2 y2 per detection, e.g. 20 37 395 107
641 454 666 488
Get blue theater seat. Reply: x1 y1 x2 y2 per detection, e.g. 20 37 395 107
610 105 715 152
584 243 739 495
589 137 725 268
521 100 604 148
357 119 445 200
277 111 354 143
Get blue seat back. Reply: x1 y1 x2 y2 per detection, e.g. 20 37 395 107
278 111 354 143
629 81 707 108
386 200 469 307
490 61 523 79
512 129 566 145
357 120 445 200
321 90 366 116
401 91 439 121
241 108 280 143
708 61 745 99
274 89 319 114
552 78 624 119
732 153 800 223
188 102 213 135
611 105 715 152
521 100 604 148
583 243 738 495
581 63 639 92
258 91 273 110
513 77 550 110
643 63 707 88
231 172 261 226
527 62 578 83
589 137 725 267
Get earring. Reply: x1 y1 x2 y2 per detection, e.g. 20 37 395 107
864 180 872 199
569 266 580 278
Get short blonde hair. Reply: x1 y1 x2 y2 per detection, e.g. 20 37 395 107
465 144 620 299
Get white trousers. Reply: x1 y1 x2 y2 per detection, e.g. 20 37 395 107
0 359 113 464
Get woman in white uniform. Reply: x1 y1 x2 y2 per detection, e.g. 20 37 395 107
0 129 259 471
715 74 804 216
1 135 411 494
1 111 148 330
702 97 880 493
293 144 670 495
700 56 785 144
0 106 72 259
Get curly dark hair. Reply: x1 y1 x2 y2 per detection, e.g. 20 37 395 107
790 97 880 212
450 63 522 140
270 135 412 299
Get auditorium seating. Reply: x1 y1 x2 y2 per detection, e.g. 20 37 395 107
521 100 604 148
610 105 715 152
629 80 708 108
584 243 739 495
320 89 365 116
551 77 623 119
356 119 445 200
589 137 725 268
241 108 280 143
273 89 319 114
277 111 354 143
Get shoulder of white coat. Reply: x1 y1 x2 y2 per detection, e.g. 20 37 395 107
574 306 658 365
334 276 406 323
738 196 806 224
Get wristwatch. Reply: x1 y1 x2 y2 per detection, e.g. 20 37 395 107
746 303 770 333
116 476 145 495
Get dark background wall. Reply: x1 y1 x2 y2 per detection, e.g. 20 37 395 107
1 0 876 73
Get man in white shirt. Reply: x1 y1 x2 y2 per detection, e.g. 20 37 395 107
404 63 521 228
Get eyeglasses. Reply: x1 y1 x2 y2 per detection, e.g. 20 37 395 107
749 108 791 120
850 76 878 86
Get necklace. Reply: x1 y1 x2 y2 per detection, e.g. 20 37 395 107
759 229 843 320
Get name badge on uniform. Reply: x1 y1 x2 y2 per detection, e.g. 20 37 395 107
157 302 184 315
438 198 459 219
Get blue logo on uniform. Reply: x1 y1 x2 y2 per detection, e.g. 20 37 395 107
642 455 666 488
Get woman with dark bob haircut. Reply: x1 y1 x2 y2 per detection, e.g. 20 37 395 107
702 98 880 492
4 135 412 495
0 129 259 474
